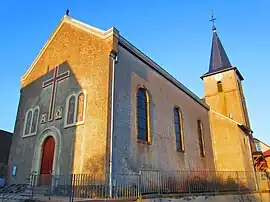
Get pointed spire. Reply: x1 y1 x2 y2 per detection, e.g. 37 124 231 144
208 31 232 73
201 11 244 80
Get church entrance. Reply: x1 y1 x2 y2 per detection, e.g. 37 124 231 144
40 136 55 185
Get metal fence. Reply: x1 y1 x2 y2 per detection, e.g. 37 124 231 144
139 170 261 194
29 173 140 201
26 170 269 201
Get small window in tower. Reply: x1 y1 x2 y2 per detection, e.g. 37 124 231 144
217 81 223 92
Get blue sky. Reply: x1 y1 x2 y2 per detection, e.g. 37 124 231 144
0 1 269 144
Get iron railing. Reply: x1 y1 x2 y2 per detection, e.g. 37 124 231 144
139 170 261 194
9 170 270 201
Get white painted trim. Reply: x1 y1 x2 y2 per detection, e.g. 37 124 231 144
22 133 37 138
21 15 119 84
31 126 62 177
64 90 87 128
66 16 117 39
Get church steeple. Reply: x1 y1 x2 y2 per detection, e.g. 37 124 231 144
201 23 244 80
206 11 232 74
208 30 232 74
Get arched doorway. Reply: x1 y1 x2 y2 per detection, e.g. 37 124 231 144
40 136 55 185
32 127 62 185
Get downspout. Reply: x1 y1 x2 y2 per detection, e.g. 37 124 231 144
109 50 118 198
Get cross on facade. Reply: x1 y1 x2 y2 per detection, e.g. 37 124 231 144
209 10 216 30
42 65 70 121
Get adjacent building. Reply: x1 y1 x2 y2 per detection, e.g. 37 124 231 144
0 130 12 186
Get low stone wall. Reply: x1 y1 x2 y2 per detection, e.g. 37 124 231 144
141 191 270 202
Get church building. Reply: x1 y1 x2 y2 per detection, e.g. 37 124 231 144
8 13 256 186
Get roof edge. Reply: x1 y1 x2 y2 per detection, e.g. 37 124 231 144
200 66 244 81
0 129 13 135
238 124 253 135
118 36 210 110
210 110 253 135
253 137 270 149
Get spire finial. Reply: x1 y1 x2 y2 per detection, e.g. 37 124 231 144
209 10 216 32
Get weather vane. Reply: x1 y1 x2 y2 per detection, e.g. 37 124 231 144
209 10 216 31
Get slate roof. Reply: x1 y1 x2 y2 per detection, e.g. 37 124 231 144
201 30 244 80
208 31 232 73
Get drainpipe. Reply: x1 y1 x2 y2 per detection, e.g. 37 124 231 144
109 50 118 198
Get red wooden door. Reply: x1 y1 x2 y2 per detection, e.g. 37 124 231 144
40 136 55 185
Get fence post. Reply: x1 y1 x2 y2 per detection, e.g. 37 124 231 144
138 171 142 202
187 172 191 194
236 171 240 192
213 171 217 194
30 175 35 200
48 176 52 200
72 174 75 202
2 187 5 202
157 170 161 196
69 174 72 202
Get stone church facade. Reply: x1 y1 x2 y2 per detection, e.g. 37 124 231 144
8 15 255 185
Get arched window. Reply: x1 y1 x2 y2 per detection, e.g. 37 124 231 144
23 106 39 137
197 120 205 157
65 91 87 128
76 91 86 123
137 87 150 143
173 107 184 152
217 81 223 92
24 110 33 135
66 94 76 126
30 107 39 134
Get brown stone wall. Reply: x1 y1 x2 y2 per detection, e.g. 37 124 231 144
19 20 117 177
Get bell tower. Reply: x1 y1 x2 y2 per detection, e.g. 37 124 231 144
201 15 255 172
201 27 250 128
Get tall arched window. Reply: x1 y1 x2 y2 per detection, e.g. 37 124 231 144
66 94 76 125
217 81 223 92
137 87 150 143
23 106 39 137
30 107 39 134
24 110 33 135
76 92 85 123
197 120 205 157
65 91 87 128
173 107 184 152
